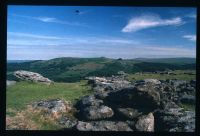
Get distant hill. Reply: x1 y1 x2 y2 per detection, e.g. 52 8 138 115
7 57 196 82
133 58 196 64
7 60 35 63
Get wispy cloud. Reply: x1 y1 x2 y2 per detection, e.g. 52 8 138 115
10 14 88 27
36 17 57 22
77 10 91 15
122 14 183 32
7 32 195 60
185 12 196 19
7 32 138 46
183 35 196 42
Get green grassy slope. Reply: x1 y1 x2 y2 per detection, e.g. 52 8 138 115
6 80 92 112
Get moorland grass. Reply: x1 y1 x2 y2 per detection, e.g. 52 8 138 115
6 80 92 112
127 70 196 82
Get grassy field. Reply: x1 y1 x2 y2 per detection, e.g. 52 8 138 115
6 80 92 114
126 70 196 82
6 80 92 130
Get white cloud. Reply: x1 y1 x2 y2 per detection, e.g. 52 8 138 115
7 32 138 46
122 15 183 32
36 17 57 22
183 35 196 42
7 32 195 60
10 14 88 27
185 13 196 19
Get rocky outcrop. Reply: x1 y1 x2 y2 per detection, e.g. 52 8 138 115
14 70 53 84
75 76 195 132
29 75 195 132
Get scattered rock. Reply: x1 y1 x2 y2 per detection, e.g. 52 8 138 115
14 70 53 84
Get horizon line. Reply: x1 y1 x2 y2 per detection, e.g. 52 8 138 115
7 56 196 61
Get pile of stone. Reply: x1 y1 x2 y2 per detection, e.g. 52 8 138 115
14 70 53 84
72 77 195 131
29 74 195 132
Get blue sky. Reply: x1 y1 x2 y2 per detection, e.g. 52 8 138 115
7 6 196 60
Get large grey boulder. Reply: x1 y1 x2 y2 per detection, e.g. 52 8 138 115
135 113 154 132
76 121 133 131
82 105 114 120
105 83 160 111
14 70 52 84
86 76 131 92
76 95 103 109
135 83 161 108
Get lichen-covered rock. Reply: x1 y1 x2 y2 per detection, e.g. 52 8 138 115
14 70 52 84
32 99 72 118
76 121 133 131
83 105 114 120
77 95 103 108
134 83 161 108
135 113 154 132
154 102 195 132
58 116 78 129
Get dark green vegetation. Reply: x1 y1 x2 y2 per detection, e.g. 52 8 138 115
7 57 196 82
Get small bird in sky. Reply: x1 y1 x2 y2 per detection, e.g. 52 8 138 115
75 10 80 15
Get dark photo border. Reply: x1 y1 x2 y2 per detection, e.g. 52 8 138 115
0 0 199 136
